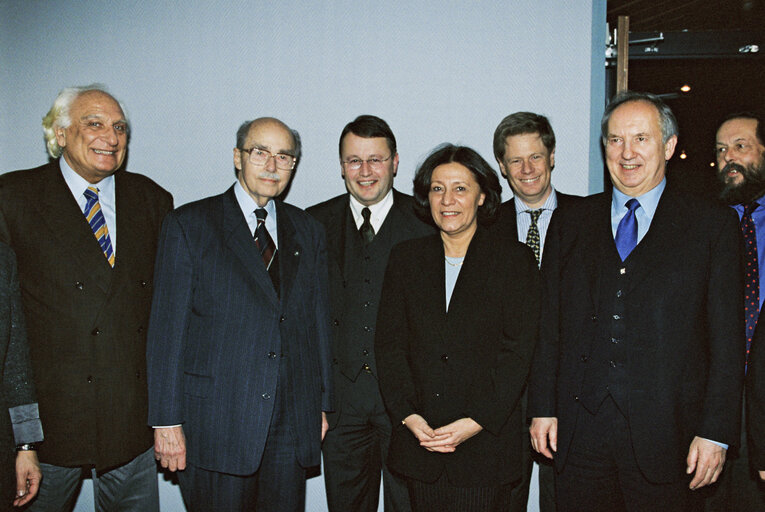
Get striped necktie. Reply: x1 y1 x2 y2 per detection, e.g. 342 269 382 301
83 186 115 267
254 208 276 270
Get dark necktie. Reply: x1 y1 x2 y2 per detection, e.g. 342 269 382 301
254 209 276 269
525 209 543 267
615 198 640 261
83 186 115 267
360 207 375 244
742 202 760 369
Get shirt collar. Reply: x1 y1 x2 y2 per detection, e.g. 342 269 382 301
611 178 666 221
59 157 115 203
234 180 277 221
514 187 558 215
349 188 394 228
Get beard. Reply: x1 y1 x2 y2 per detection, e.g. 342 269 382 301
718 160 765 205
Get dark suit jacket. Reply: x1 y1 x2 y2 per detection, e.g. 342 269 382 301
0 161 172 470
307 189 434 429
0 243 42 503
491 191 581 243
146 186 332 476
747 318 765 468
528 184 744 483
375 228 541 487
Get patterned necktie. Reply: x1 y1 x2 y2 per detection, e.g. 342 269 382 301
254 208 276 270
360 207 375 244
83 186 115 267
615 198 640 261
525 209 543 267
742 202 760 369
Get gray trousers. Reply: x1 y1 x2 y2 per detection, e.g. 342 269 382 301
26 447 158 512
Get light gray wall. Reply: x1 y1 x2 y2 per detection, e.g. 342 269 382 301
0 1 605 511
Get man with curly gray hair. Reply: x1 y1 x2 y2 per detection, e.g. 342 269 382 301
0 85 173 511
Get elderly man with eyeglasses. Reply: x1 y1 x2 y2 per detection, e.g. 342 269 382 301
307 115 433 512
147 117 333 511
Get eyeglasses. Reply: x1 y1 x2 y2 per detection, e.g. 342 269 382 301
240 148 296 170
341 155 393 171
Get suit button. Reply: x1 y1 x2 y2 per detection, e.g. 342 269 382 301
591 315 597 322
609 360 617 368
362 349 369 356
268 351 277 359
364 279 370 284
74 281 84 290
612 314 621 320
137 326 144 333
620 267 626 275
333 319 340 326
580 355 588 362
574 395 579 401
616 290 622 298
280 315 286 323
262 393 271 400
435 393 441 398
140 280 148 287
610 337 620 344
91 328 101 336
441 354 449 362
363 326 373 332
364 256 371 261
332 358 339 365
136 371 141 379
364 301 372 307
87 376 93 383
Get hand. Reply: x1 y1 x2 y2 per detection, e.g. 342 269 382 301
760 470 765 481
321 412 329 441
154 426 186 472
686 436 726 490
402 414 449 451
13 450 40 507
420 418 483 453
530 417 558 459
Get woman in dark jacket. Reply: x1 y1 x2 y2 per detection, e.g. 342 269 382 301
375 144 541 511
0 242 42 509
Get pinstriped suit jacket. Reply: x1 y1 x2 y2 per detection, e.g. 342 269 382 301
146 185 332 475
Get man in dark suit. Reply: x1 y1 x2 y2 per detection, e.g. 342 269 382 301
528 91 744 511
491 111 580 512
713 112 765 509
307 115 432 512
0 85 173 510
147 117 332 511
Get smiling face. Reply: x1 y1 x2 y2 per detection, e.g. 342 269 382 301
340 133 398 206
497 132 554 208
234 119 296 207
54 90 128 183
428 162 485 241
605 100 676 197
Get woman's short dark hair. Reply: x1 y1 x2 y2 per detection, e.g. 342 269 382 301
413 144 502 226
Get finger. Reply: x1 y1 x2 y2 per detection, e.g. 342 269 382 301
689 463 707 489
178 454 186 471
549 427 558 453
759 470 765 481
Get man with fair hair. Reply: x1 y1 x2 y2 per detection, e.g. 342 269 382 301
528 91 743 511
491 111 580 512
147 117 332 511
0 85 173 510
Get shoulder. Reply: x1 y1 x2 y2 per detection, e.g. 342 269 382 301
280 200 325 234
555 191 585 209
305 194 347 223
0 162 53 190
117 170 172 201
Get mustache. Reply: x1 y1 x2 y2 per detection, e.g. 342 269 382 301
721 162 747 176
259 171 281 181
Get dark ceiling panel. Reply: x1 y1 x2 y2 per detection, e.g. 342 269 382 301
608 0 765 31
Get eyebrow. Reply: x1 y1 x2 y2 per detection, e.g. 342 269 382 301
80 114 127 124
250 142 295 156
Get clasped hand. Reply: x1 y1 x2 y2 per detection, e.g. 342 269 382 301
403 414 482 453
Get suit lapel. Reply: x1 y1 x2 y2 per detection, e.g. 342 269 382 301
37 163 113 294
221 187 279 307
412 236 448 341
275 200 301 304
327 196 349 279
587 194 616 311
445 229 493 323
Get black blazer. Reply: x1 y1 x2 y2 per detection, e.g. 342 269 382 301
147 187 332 475
0 161 172 470
375 228 541 487
746 287 765 469
307 189 434 428
528 184 744 483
